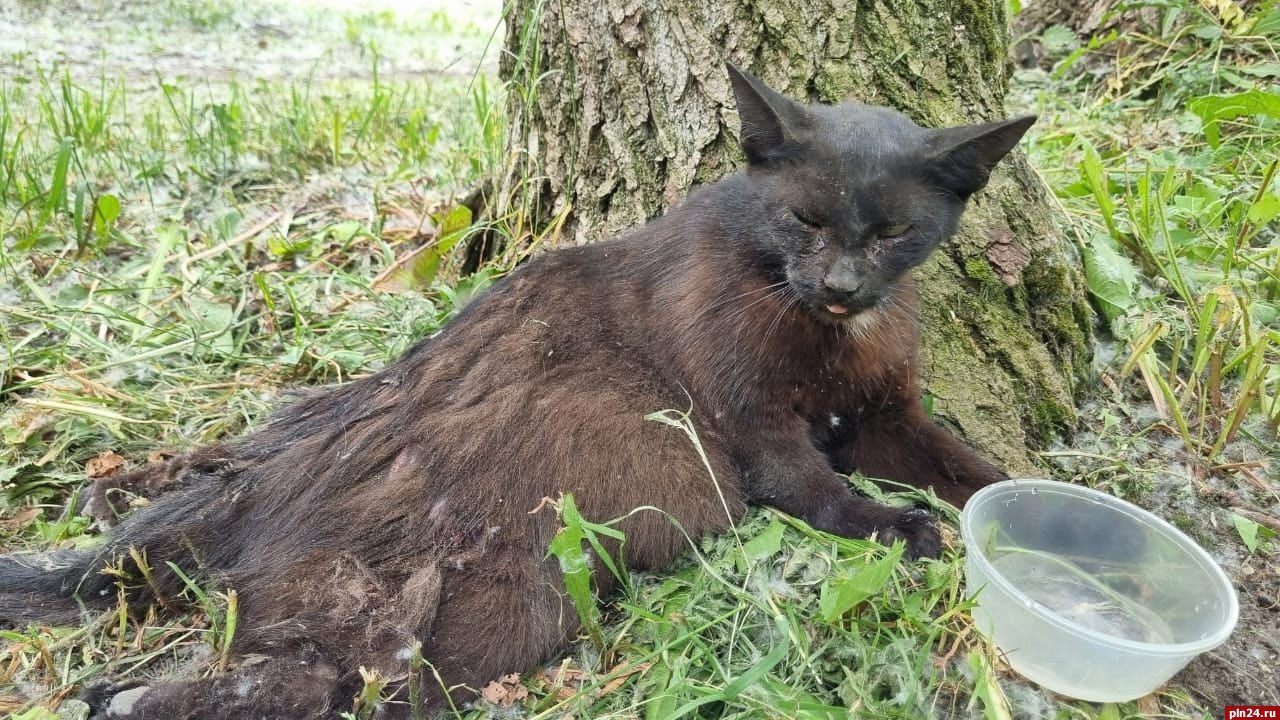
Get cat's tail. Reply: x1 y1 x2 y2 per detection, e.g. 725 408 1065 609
0 497 217 628
1 474 236 629
0 547 115 626
1 446 250 628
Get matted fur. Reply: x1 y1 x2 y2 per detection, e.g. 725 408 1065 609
0 65 1031 718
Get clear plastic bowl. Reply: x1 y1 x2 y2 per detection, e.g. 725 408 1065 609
961 479 1238 702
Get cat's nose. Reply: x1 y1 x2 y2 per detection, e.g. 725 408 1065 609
822 268 861 296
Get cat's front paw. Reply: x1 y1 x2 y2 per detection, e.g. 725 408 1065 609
874 507 941 560
84 679 150 718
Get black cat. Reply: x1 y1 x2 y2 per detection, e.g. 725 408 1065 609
0 63 1031 718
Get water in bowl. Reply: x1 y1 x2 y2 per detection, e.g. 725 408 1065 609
989 552 1175 645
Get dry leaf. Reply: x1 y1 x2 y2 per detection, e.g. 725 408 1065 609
481 673 528 707
538 662 650 700
86 450 126 478
147 449 178 465
549 667 591 684
0 694 26 713
597 662 650 697
1137 693 1160 717
538 666 590 701
0 507 41 533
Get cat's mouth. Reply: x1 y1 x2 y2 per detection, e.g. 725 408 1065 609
810 299 878 325
783 274 880 323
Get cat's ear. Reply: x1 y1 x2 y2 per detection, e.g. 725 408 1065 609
924 115 1036 197
726 62 811 166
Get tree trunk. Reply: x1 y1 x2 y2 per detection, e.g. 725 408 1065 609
498 0 1093 473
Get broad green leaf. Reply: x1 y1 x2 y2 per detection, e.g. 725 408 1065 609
1252 7 1280 35
266 234 294 258
1231 513 1260 552
93 193 121 240
1219 68 1255 91
1247 192 1280 226
404 205 475 288
1191 22 1222 40
56 283 89 305
1230 513 1275 553
327 349 365 371
1250 302 1278 326
740 519 785 562
1082 235 1140 324
0 463 29 485
558 488 628 589
1188 90 1280 148
818 542 903 622
187 296 236 356
547 495 599 637
327 220 365 245
1040 25 1078 55
440 204 473 237
1233 62 1280 78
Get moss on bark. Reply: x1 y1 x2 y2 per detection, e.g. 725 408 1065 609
501 0 1092 469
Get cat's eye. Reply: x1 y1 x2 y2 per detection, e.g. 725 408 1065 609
878 224 912 239
789 209 822 230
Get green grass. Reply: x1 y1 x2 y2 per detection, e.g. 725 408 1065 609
2 0 1277 718
0 15 502 493
1015 0 1280 476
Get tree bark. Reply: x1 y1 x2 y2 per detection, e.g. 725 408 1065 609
498 0 1093 473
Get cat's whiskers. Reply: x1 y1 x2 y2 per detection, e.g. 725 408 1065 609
712 284 789 340
761 285 802 348
697 283 791 396
703 282 795 415
735 282 794 316
719 279 790 322
834 306 880 345
701 280 790 319
883 294 915 325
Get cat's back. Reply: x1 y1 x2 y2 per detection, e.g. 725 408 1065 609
396 217 694 396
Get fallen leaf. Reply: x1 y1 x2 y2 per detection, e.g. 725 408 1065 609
86 450 126 478
537 662 651 700
538 666 591 701
147 449 178 465
597 662 650 697
0 507 41 533
0 694 26 713
481 673 528 707
547 667 591 684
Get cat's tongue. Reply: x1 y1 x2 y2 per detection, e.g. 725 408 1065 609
826 303 849 315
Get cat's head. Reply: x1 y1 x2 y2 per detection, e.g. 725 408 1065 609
725 63 1035 323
